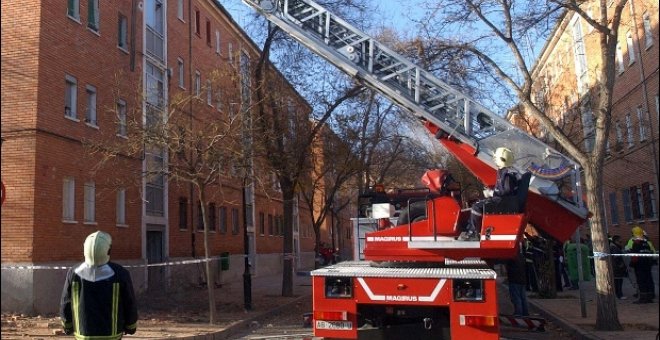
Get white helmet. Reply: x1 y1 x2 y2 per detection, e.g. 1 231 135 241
83 231 112 267
493 147 514 169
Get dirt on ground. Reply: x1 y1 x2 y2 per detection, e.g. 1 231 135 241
1 283 293 339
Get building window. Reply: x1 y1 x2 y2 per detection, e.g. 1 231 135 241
65 75 78 119
637 106 647 141
145 149 164 217
625 113 634 148
581 103 595 152
118 14 128 50
215 88 223 111
614 121 623 151
626 31 635 65
194 9 200 36
206 19 211 46
116 188 126 225
219 207 227 234
231 208 239 234
177 58 185 89
630 186 643 220
68 0 80 19
197 202 204 230
642 183 657 219
207 80 212 106
194 71 201 97
228 42 234 64
117 99 127 137
85 85 97 126
643 13 654 49
215 30 221 54
616 43 625 74
622 188 632 222
608 192 619 225
259 212 265 235
209 203 216 231
84 182 95 223
572 18 588 94
268 214 274 236
179 197 188 229
240 51 251 105
145 0 164 61
87 0 99 31
177 0 184 21
145 62 165 109
63 177 75 221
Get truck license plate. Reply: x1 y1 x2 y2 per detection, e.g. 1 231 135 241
315 320 353 330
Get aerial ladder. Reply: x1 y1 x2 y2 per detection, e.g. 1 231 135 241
243 0 588 338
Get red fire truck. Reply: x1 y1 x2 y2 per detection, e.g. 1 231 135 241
243 0 588 338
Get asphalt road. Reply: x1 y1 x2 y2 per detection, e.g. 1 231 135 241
233 294 576 340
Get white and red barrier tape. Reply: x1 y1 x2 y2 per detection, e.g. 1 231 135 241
499 314 546 330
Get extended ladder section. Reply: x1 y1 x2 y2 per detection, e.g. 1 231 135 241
243 0 588 241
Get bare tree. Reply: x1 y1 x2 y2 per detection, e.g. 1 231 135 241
419 0 632 330
86 70 245 324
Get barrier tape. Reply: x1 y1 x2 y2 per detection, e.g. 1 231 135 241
0 253 303 270
1 256 226 270
591 252 659 259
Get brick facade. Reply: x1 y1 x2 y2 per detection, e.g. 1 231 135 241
1 0 354 315
514 1 659 246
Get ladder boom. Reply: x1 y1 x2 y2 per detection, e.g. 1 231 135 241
243 0 588 225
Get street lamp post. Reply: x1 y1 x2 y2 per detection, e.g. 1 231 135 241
242 176 252 310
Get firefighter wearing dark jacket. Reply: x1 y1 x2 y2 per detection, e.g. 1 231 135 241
60 231 138 339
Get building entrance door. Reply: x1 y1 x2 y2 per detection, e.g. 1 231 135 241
146 227 164 290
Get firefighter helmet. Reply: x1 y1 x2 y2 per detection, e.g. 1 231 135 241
493 147 514 169
83 231 112 267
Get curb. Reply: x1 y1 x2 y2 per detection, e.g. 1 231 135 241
527 299 602 340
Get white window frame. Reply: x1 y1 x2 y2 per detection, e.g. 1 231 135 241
177 58 185 89
637 106 647 141
625 113 634 148
84 182 96 223
87 0 100 32
215 30 221 54
643 13 653 49
65 75 78 120
571 17 589 95
85 85 97 127
116 188 127 226
194 71 201 97
615 121 623 147
63 177 76 222
207 80 213 106
117 99 127 137
118 13 128 51
636 186 646 220
67 0 80 20
177 0 184 21
616 43 625 74
626 31 635 65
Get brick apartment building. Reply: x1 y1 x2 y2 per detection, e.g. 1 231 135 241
1 0 354 315
509 0 658 246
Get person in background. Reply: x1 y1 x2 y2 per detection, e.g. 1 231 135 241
60 231 138 338
460 147 519 241
609 235 628 299
506 245 530 316
625 226 656 304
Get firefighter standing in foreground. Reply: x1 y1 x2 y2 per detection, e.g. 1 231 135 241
60 231 138 338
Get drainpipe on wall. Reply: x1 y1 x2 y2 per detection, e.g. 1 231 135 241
188 0 196 258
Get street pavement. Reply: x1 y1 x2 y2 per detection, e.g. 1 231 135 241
135 265 660 339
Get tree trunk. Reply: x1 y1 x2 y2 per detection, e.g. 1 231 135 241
198 187 217 324
281 186 295 297
584 163 622 331
536 238 556 299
